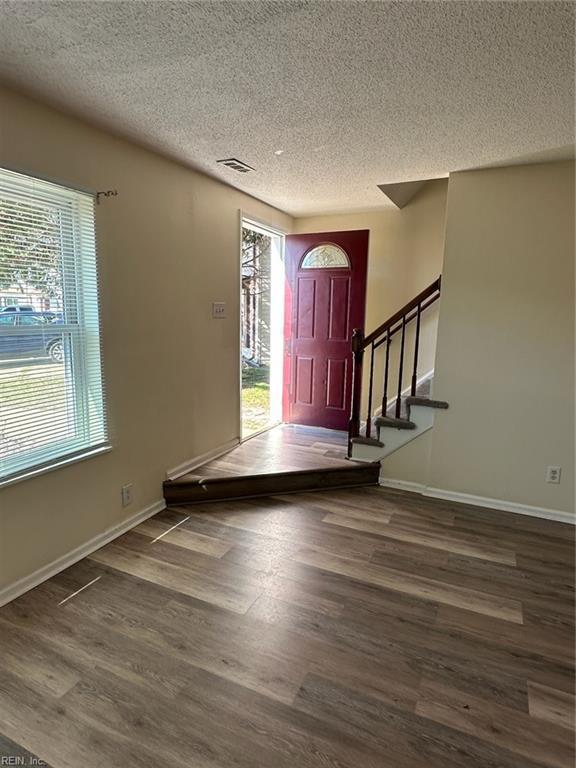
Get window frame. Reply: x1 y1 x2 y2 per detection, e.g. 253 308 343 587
0 167 109 487
300 242 351 270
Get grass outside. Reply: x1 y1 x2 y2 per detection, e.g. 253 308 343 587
241 364 270 437
2 358 273 455
0 361 69 458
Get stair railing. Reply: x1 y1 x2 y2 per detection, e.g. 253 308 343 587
348 276 442 454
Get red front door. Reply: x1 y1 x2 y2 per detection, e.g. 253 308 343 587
283 230 368 430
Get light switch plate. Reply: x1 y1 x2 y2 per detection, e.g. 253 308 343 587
212 301 226 319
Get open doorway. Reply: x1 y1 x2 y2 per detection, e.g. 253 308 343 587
240 219 284 439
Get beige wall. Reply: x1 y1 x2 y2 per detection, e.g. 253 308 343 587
385 161 575 516
0 86 293 590
3 84 569 598
294 180 448 409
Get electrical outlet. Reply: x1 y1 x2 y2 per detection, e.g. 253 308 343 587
121 483 133 506
212 301 226 319
546 466 561 484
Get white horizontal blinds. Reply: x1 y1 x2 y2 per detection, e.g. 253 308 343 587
0 167 107 482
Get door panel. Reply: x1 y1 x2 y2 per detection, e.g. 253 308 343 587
284 230 368 430
296 278 316 338
295 356 314 405
328 277 350 340
326 358 347 409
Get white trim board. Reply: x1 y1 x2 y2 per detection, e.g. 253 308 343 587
378 477 575 525
166 438 239 481
0 499 166 608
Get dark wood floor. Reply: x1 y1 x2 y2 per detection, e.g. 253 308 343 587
0 486 574 767
181 424 350 480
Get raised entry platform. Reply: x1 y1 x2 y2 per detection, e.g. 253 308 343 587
163 425 380 504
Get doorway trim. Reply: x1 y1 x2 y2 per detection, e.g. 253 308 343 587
238 211 286 442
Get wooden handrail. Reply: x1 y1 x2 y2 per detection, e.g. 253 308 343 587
348 275 442 454
373 293 439 350
362 277 441 348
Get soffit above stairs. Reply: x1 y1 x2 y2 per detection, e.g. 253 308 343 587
377 181 429 209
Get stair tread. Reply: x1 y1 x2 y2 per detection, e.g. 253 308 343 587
351 436 385 447
405 396 449 409
375 416 416 430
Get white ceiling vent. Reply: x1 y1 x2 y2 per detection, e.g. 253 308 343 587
216 158 255 174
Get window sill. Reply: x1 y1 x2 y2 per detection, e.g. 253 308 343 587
0 444 112 490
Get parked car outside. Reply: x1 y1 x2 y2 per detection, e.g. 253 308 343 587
0 305 35 313
0 312 64 363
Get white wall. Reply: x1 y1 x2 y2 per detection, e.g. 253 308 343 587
384 161 575 517
0 85 293 591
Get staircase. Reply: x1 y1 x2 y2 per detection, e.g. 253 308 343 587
348 277 448 463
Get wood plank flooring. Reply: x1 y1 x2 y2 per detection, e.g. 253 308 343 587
178 424 350 480
0 485 574 768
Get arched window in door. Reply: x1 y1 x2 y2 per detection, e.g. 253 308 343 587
301 243 350 269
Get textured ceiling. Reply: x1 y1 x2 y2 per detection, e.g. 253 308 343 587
0 1 574 215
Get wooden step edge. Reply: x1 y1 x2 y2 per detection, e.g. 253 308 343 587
351 436 385 448
165 463 378 487
405 397 449 409
163 464 380 504
374 417 416 430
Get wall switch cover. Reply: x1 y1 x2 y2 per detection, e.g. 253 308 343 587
212 302 226 319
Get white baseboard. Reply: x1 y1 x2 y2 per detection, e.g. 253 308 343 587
378 477 575 525
379 478 428 494
0 499 166 608
166 438 239 481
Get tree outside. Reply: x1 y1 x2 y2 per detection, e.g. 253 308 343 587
0 197 64 310
241 227 272 436
0 196 68 463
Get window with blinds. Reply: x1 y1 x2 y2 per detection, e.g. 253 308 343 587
0 167 108 484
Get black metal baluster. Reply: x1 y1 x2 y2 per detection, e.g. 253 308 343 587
366 342 375 438
348 329 364 454
348 277 442 454
382 329 391 417
396 316 406 418
411 303 421 396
